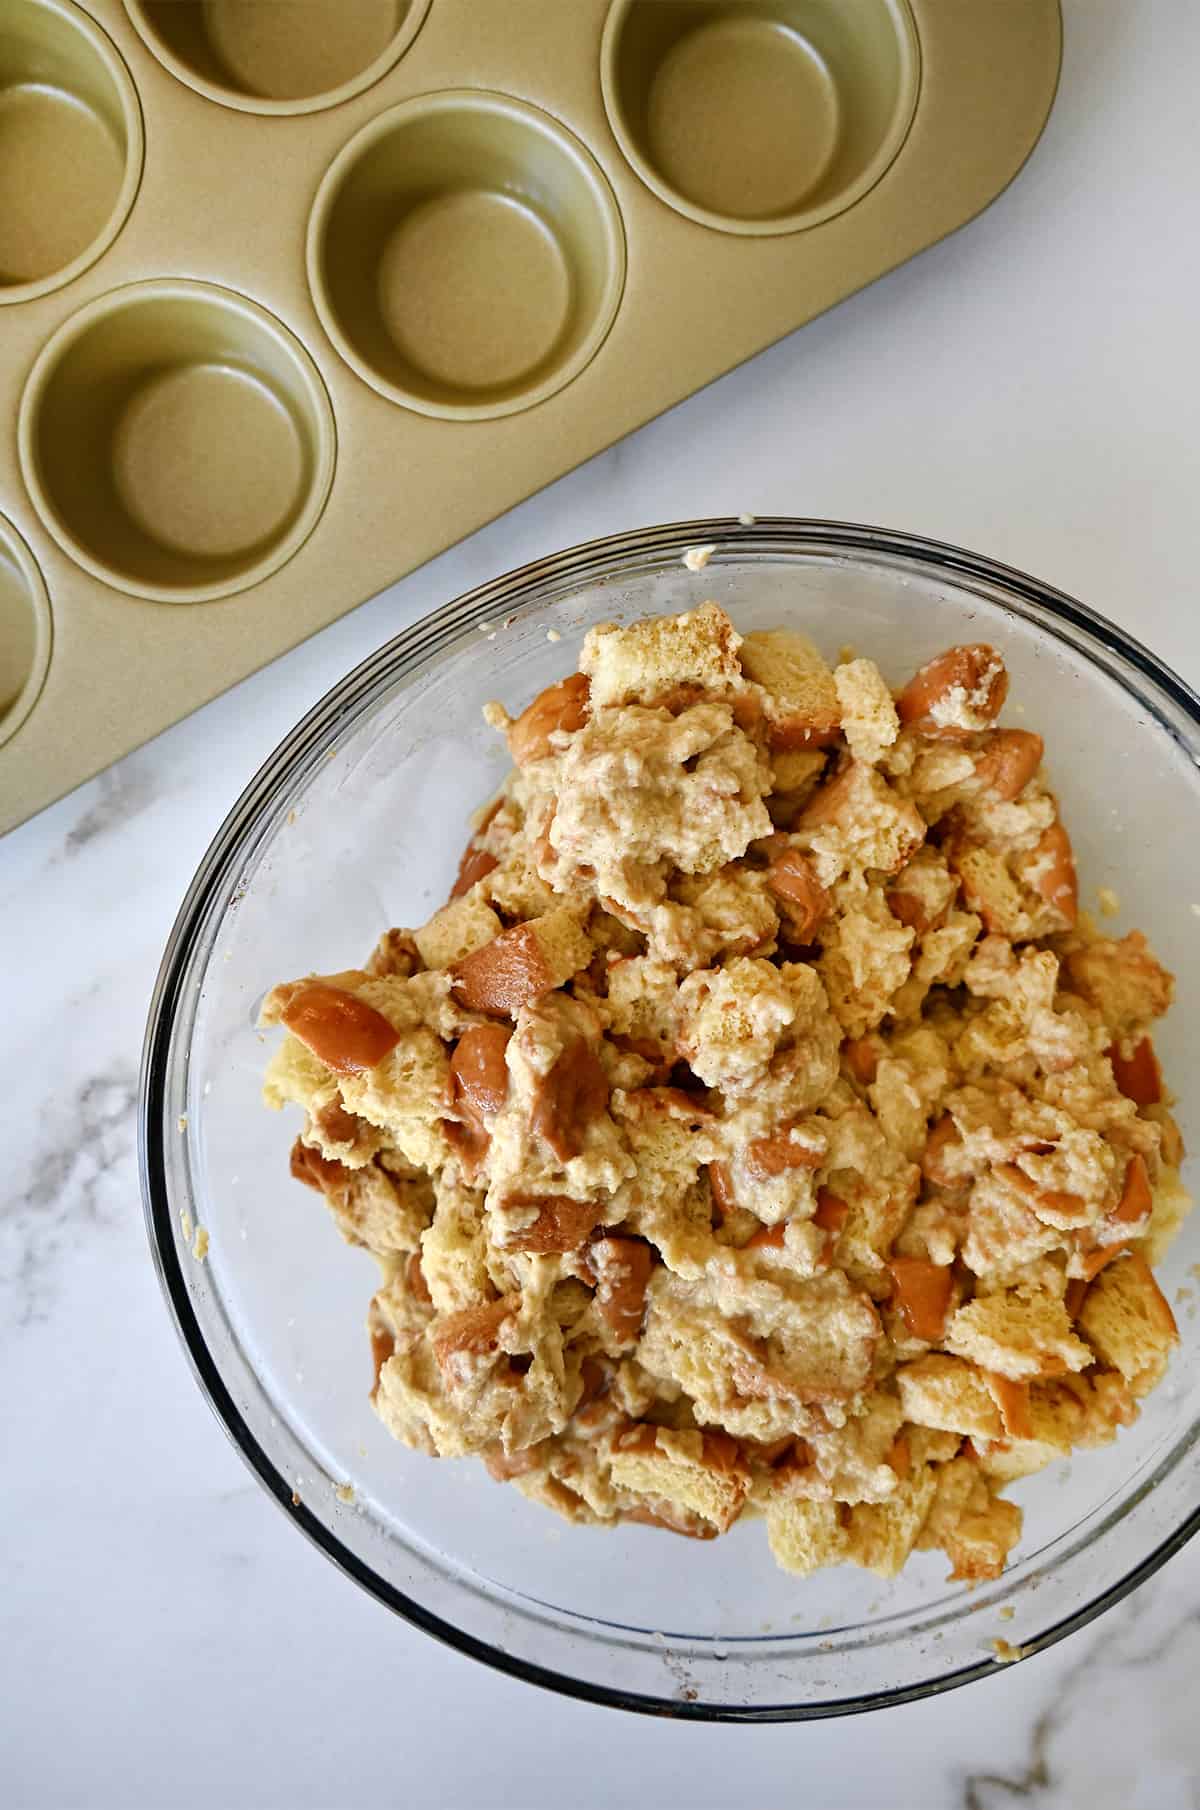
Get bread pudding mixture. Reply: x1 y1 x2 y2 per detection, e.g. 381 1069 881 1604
262 603 1189 1581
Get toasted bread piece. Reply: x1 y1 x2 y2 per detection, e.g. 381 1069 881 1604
581 601 745 708
739 628 841 749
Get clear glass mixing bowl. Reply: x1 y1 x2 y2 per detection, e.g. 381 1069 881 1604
141 519 1200 1719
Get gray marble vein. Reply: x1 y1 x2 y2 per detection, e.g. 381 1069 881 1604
963 1582 1200 1810
1 1064 138 1328
60 759 157 858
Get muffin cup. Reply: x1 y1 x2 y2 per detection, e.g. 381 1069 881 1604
122 0 432 117
18 280 336 604
0 512 52 747
0 0 143 305
307 91 627 421
601 0 920 236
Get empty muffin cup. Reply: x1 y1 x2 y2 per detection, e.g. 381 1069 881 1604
0 513 52 747
123 0 432 116
307 91 627 420
601 0 920 236
0 0 143 304
18 280 336 604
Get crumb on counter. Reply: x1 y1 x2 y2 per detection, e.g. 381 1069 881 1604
482 700 510 730
192 1223 209 1262
991 1638 1024 1664
180 1209 193 1245
177 1113 188 1133
334 1482 355 1504
683 544 716 572
1098 887 1120 918
546 628 562 643
738 512 756 526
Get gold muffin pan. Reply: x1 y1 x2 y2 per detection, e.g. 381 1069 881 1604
0 0 1061 834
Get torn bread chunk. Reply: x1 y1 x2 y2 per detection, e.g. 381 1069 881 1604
739 628 841 749
609 1425 750 1533
834 658 900 766
544 701 773 921
580 601 746 709
1076 1253 1179 1394
415 892 502 970
794 761 926 887
450 909 593 1016
260 609 1188 1583
945 1288 1092 1382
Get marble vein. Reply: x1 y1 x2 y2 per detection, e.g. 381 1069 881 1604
962 1582 1200 1809
60 760 158 858
1 1064 138 1329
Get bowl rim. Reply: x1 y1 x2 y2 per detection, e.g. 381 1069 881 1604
140 515 1200 1720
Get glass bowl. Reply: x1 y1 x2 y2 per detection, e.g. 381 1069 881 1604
141 519 1200 1719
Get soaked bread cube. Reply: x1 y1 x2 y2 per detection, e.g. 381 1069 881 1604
834 658 900 766
739 628 841 749
610 1087 720 1277
506 674 591 766
844 1464 939 1578
677 956 839 1101
291 1139 433 1256
915 1455 1022 1580
945 1287 1092 1381
420 1175 493 1314
580 601 745 708
976 1371 1137 1483
1077 1253 1179 1393
766 1497 850 1576
415 891 503 970
450 909 593 1015
768 748 828 822
609 1425 750 1533
1064 932 1174 1039
895 1354 1004 1441
896 644 1008 738
794 761 926 886
817 888 916 1038
546 701 773 915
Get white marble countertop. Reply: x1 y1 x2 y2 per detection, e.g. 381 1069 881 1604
5 1 1200 1803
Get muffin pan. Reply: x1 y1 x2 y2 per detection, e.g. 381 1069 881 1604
0 0 1061 834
